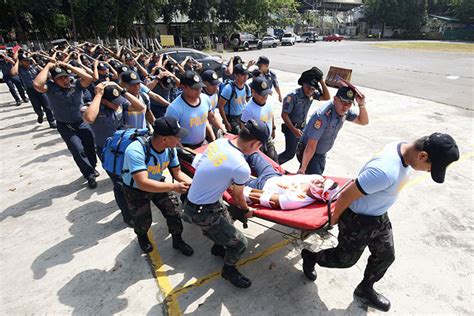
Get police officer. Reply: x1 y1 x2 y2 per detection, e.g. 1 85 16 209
33 61 98 188
201 69 226 137
11 53 56 128
183 120 270 288
301 133 459 312
147 66 179 118
241 76 278 162
221 56 255 81
165 70 220 148
0 50 28 106
278 67 330 165
255 56 282 103
121 116 194 255
297 86 368 175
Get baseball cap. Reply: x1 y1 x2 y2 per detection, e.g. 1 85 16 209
423 133 459 183
102 85 125 103
244 119 270 143
250 76 272 96
115 64 129 74
233 55 243 64
50 66 71 79
124 53 134 60
121 70 142 85
97 62 108 70
336 86 356 103
201 69 220 85
18 53 29 61
257 56 270 65
234 63 249 76
180 70 206 89
153 116 189 138
298 67 324 86
160 76 175 89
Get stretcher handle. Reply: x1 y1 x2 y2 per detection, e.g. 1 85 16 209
327 179 354 230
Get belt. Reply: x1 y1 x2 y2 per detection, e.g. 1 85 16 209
185 199 220 213
346 208 388 224
292 121 306 129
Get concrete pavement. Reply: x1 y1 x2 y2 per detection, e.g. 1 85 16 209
0 67 473 315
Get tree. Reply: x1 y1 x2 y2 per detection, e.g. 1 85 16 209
449 0 474 22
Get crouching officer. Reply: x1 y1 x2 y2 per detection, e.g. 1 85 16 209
301 133 459 311
278 67 330 165
33 61 99 188
182 120 270 288
297 86 368 175
121 116 194 255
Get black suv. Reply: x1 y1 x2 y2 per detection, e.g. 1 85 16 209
230 33 262 51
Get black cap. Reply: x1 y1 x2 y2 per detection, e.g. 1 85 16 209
121 70 142 85
201 69 220 85
124 53 134 60
233 56 243 64
115 64 129 74
153 116 189 138
180 70 206 89
250 76 272 96
234 63 249 76
257 56 270 65
102 85 123 103
18 53 29 61
50 66 71 79
244 119 270 143
336 87 356 103
423 133 459 183
160 76 175 89
298 67 324 86
98 62 108 70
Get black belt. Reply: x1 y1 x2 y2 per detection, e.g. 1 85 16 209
185 199 220 209
346 208 389 225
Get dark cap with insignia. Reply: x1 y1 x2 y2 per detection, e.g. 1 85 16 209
250 76 272 96
233 55 243 64
201 69 220 85
98 62 108 70
336 86 356 103
233 63 249 76
115 64 130 74
181 70 206 89
102 85 125 103
244 119 270 143
50 66 71 80
298 67 324 87
121 70 142 85
257 56 270 65
422 133 459 183
18 53 29 61
124 53 134 60
153 116 190 138
160 76 175 89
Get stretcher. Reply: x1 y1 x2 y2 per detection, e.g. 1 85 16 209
177 136 352 239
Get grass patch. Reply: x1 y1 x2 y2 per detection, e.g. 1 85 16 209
373 41 474 53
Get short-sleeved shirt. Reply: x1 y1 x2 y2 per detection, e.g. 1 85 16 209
202 89 219 112
188 138 251 204
282 88 320 125
262 70 279 89
122 140 179 189
165 94 211 146
18 65 40 89
220 82 250 116
46 79 85 123
0 59 14 79
123 92 149 129
90 97 130 147
241 98 273 139
300 101 358 155
151 82 172 108
350 142 411 216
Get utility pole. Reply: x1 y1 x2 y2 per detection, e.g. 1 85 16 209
69 0 78 44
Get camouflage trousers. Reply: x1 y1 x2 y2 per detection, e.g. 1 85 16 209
316 208 395 285
227 115 242 135
261 138 279 163
123 185 183 237
182 199 248 266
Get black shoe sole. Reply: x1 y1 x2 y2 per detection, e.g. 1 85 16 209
221 272 252 288
353 292 391 312
301 249 317 281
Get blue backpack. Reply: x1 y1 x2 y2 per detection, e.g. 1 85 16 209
101 128 151 176
218 79 250 115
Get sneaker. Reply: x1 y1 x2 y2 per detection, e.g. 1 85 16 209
87 176 97 189
49 121 57 129
301 249 317 281
211 244 226 258
15 100 21 106
93 169 100 177
37 115 44 124
221 265 252 288
354 283 391 312
22 97 29 103
137 234 153 253
172 235 194 256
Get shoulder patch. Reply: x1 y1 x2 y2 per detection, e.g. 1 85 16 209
314 119 322 129
286 95 292 103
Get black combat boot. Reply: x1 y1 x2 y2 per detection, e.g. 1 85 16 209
137 234 153 253
354 282 391 312
172 234 194 256
301 248 317 281
211 244 226 258
221 264 252 288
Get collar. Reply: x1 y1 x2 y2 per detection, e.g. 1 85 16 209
252 97 266 107
182 94 201 108
397 143 409 168
228 139 243 154
150 141 165 155
297 87 306 99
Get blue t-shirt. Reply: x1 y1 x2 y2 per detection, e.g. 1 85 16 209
187 138 251 204
350 142 411 216
46 79 85 123
18 65 40 89
122 140 179 189
202 89 219 113
220 82 250 116
165 94 211 146
241 98 273 139
123 93 149 129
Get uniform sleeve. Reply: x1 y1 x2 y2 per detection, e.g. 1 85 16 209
140 84 150 94
165 103 179 119
124 143 147 174
282 93 296 114
232 163 251 186
271 72 279 88
220 84 232 101
355 167 393 195
245 84 251 98
240 106 251 123
121 99 131 112
306 113 328 141
346 107 358 122
74 79 86 91
168 148 180 168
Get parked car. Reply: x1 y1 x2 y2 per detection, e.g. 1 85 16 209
261 35 280 48
281 32 296 46
157 48 223 76
230 33 262 51
323 34 344 41
301 32 318 43
295 34 302 42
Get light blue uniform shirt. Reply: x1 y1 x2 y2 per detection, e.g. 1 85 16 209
123 92 149 129
122 140 179 189
220 82 250 116
188 138 251 204
350 142 411 216
165 94 211 146
241 98 273 139
202 90 219 112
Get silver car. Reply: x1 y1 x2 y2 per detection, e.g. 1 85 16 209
261 35 280 48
